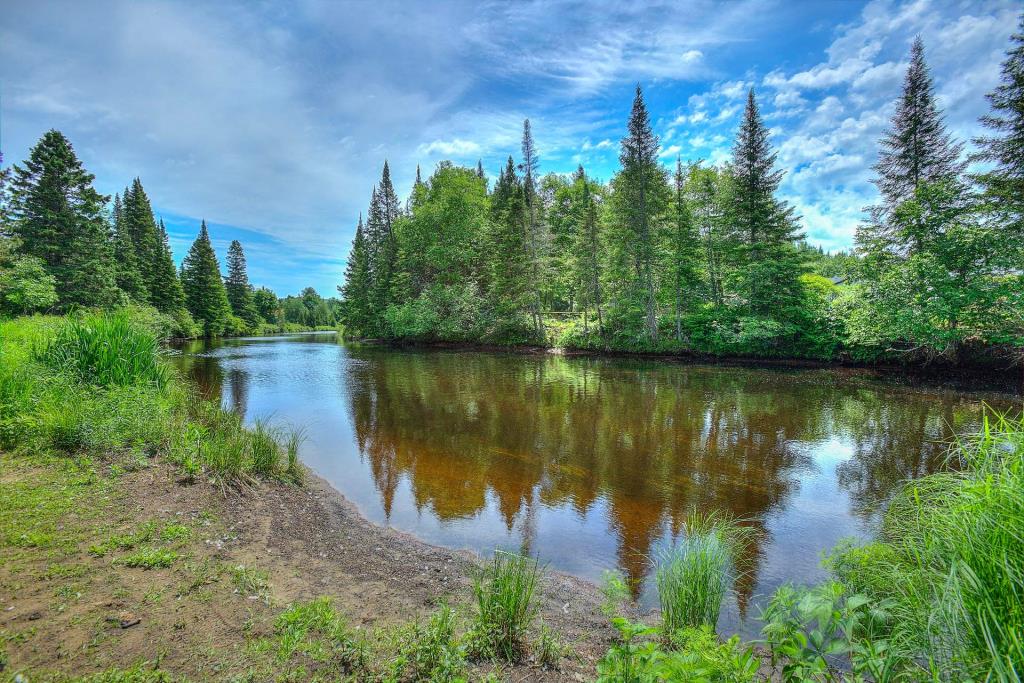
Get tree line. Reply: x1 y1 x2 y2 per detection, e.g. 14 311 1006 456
340 25 1024 364
0 135 339 336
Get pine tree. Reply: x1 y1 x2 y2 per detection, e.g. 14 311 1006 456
180 220 231 336
519 119 545 339
111 192 147 301
871 38 965 235
150 218 186 312
731 89 804 317
8 129 120 308
365 161 401 334
974 15 1024 234
340 213 372 334
610 86 667 340
224 239 260 325
666 157 701 341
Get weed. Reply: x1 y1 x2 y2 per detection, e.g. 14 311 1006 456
391 603 467 682
118 547 178 569
272 597 367 674
535 620 567 670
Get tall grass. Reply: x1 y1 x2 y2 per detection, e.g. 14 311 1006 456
470 550 540 662
830 412 1024 681
36 311 170 387
655 511 751 634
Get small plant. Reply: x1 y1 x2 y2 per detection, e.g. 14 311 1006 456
391 603 467 682
468 550 540 662
118 547 178 569
159 523 191 543
655 511 750 632
535 620 567 670
231 564 270 602
273 598 366 674
600 569 632 617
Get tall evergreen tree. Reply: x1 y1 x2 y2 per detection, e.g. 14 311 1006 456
121 178 163 301
974 15 1024 236
731 89 804 317
224 239 259 325
571 165 604 334
150 218 186 312
665 157 701 341
340 213 372 334
180 220 231 336
610 86 667 340
487 157 531 330
870 38 964 241
111 192 147 301
365 161 401 334
8 129 120 308
519 119 545 338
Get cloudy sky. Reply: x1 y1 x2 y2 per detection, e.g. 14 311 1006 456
1 0 1018 296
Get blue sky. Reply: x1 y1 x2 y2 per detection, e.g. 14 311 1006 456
1 0 1018 296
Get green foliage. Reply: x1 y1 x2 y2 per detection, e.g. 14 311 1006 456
37 311 171 388
0 235 58 314
655 512 750 632
828 413 1024 681
389 603 468 682
468 550 540 662
8 129 121 309
272 597 367 674
224 239 260 326
117 547 178 569
180 221 232 337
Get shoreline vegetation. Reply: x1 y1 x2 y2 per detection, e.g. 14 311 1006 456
3 308 1023 682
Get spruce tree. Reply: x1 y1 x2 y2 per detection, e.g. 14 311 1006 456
150 218 186 312
871 38 964 231
487 156 531 329
111 192 147 301
180 220 231 336
610 86 667 340
572 165 603 334
365 161 401 334
666 157 701 341
122 178 164 300
340 213 372 334
519 119 545 338
731 89 804 317
8 129 120 308
974 15 1024 234
224 239 260 325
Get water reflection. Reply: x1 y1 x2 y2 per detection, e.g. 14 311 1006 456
170 334 1016 635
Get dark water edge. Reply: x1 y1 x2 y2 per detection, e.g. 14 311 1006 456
169 332 1021 638
359 337 1024 396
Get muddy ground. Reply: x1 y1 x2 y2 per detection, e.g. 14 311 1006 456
1 454 632 681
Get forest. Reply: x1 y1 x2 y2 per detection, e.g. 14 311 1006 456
341 36 1024 366
0 141 341 338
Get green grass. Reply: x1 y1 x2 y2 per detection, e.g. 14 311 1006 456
270 597 366 674
654 511 750 633
0 312 306 484
829 412 1024 681
36 311 171 388
390 603 468 681
469 550 540 662
117 547 178 569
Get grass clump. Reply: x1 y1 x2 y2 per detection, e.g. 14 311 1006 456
390 603 468 682
271 597 367 675
655 511 750 633
468 550 540 662
827 412 1024 681
36 311 171 388
117 547 178 569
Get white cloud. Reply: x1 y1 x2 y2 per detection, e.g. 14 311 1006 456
417 139 482 157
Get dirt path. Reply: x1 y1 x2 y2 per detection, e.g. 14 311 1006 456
1 454 627 681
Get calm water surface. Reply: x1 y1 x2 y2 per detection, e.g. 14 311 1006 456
170 332 1017 635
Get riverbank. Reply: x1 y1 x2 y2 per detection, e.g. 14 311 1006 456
1 451 625 680
359 337 1024 394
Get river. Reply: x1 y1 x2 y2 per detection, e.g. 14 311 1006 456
170 332 1017 636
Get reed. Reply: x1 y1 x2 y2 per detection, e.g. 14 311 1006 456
655 511 750 634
